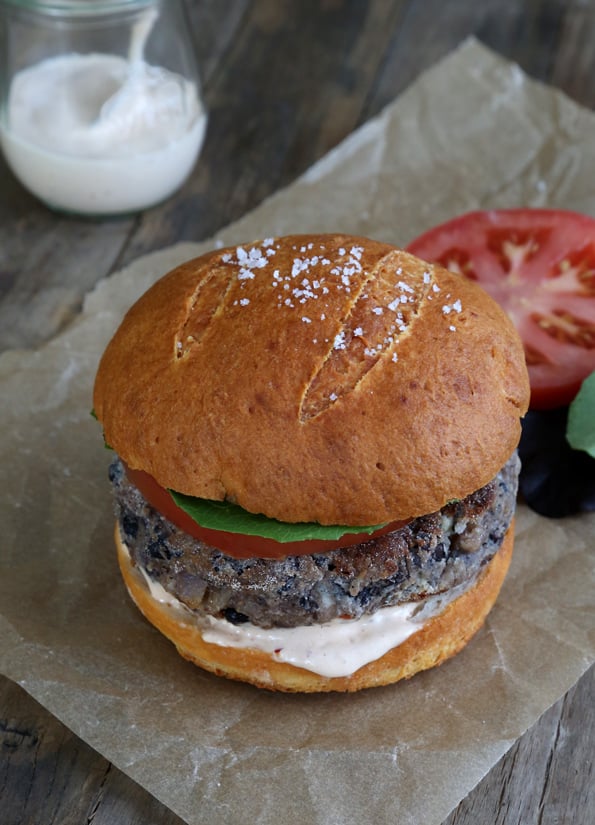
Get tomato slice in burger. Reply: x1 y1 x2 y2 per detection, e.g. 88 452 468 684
124 464 407 560
407 209 595 409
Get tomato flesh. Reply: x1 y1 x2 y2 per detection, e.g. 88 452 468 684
123 464 409 560
407 209 595 409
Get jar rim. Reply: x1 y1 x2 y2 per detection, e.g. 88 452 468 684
0 0 156 15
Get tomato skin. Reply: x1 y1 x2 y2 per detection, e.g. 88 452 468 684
123 464 408 560
407 209 595 409
529 376 581 410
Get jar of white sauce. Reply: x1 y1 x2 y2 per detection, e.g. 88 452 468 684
0 0 207 215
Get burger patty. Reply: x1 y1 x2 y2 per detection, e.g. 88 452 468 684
110 453 520 629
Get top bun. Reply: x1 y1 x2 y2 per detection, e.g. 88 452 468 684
94 234 529 525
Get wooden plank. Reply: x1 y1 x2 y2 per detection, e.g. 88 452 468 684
0 678 184 825
0 172 136 351
444 663 595 824
551 1 595 108
185 0 252 87
366 0 595 119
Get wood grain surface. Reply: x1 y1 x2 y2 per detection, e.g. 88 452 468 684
1 1 594 823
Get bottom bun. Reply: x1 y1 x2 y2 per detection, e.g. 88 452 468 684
116 523 514 693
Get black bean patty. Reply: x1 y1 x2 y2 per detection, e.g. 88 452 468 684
111 453 519 628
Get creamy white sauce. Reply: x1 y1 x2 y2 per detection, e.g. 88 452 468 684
201 601 423 679
127 549 466 680
0 10 206 213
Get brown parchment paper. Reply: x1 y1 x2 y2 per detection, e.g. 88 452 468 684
1 39 594 825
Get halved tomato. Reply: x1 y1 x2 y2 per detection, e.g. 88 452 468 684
407 209 595 409
124 464 408 560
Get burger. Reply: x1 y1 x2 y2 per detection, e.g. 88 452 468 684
93 234 530 692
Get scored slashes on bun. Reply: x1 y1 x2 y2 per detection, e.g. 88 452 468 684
94 234 529 692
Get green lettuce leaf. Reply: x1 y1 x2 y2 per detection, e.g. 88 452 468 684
566 371 595 458
169 491 386 543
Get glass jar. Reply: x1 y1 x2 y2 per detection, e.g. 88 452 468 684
0 0 207 215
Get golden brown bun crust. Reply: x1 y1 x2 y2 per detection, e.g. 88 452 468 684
95 234 529 524
116 523 514 693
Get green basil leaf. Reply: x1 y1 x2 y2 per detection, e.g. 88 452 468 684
566 371 595 458
169 491 386 543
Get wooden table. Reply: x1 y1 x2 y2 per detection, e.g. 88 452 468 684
1 1 594 822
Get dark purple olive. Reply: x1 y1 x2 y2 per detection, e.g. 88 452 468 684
518 408 595 518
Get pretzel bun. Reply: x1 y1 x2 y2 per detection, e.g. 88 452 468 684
94 234 528 525
96 234 528 692
116 523 514 692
